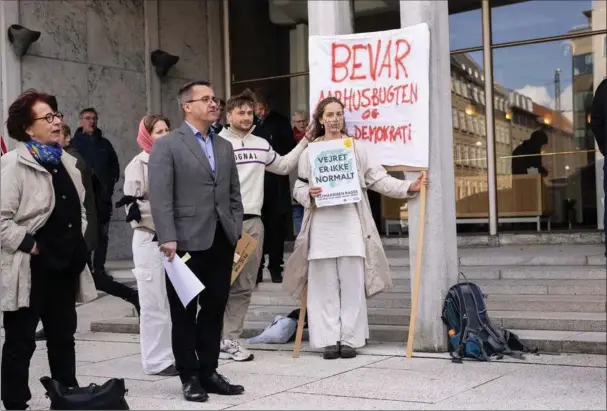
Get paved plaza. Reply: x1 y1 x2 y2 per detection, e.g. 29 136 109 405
7 294 606 410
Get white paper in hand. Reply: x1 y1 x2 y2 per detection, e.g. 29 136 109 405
163 255 204 307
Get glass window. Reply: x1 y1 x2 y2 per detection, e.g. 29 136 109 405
480 117 486 137
229 0 308 117
459 111 467 131
491 1 596 45
483 148 488 169
451 50 488 231
466 113 474 132
492 36 605 230
452 108 460 129
573 54 593 76
472 116 479 135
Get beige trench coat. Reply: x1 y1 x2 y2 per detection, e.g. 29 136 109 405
283 139 416 300
1 142 98 311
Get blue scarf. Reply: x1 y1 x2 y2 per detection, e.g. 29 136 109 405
25 140 63 165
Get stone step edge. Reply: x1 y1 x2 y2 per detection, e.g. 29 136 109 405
89 317 605 354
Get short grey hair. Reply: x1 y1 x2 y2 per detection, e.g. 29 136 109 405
292 110 308 118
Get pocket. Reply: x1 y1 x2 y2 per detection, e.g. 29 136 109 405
132 267 153 282
174 206 196 218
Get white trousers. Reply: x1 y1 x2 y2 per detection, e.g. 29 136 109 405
307 256 369 349
132 229 174 374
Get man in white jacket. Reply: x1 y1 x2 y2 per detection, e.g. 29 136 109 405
217 91 311 361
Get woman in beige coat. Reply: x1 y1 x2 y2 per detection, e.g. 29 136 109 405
1 90 97 410
284 97 427 360
118 115 177 376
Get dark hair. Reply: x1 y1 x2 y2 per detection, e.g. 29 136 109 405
311 97 347 139
61 123 71 137
178 80 212 105
6 89 58 142
143 114 171 134
226 90 256 113
218 99 226 107
79 107 97 117
529 129 548 147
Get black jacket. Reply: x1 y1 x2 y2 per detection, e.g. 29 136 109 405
71 127 120 222
590 79 606 156
254 110 297 214
66 146 99 251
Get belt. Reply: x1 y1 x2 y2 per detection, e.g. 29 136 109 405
244 214 261 221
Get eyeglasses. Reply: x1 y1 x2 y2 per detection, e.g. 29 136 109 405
34 112 64 123
184 96 220 105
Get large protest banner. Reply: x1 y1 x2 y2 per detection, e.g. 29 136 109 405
309 23 430 168
308 137 362 208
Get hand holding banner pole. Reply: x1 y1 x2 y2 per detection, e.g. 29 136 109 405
406 169 427 359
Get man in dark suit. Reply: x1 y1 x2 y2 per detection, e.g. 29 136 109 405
252 92 297 283
590 78 606 257
148 80 245 402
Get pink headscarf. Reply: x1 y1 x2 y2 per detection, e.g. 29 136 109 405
137 118 154 153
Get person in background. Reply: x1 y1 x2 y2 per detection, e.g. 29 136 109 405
292 110 308 142
590 78 606 257
119 114 178 377
149 81 245 402
290 111 309 234
212 99 226 134
511 129 548 176
70 108 120 276
1 90 97 410
217 91 311 362
34 123 99 341
253 91 297 283
284 97 427 360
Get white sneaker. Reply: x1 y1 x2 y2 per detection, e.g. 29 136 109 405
220 339 254 362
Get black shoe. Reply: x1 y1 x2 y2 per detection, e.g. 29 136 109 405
270 271 283 283
200 371 244 395
182 376 208 402
323 345 339 360
35 328 46 341
340 344 357 358
156 364 179 376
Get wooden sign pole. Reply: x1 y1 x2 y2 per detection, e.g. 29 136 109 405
292 283 308 358
406 170 428 359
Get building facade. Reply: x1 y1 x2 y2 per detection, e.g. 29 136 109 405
1 0 606 260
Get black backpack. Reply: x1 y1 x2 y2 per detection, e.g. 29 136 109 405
441 273 537 363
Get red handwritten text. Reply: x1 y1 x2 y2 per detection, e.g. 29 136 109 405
331 39 412 83
317 83 418 112
354 124 412 144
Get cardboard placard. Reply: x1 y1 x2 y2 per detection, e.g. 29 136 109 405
231 233 257 285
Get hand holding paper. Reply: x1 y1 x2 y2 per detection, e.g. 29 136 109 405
163 254 204 307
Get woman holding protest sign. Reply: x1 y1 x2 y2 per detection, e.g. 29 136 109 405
284 97 427 360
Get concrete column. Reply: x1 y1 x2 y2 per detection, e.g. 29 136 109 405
289 24 309 114
206 0 226 99
307 0 353 36
0 0 21 150
400 1 459 352
144 0 161 114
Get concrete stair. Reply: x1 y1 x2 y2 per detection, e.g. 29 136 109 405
91 243 607 355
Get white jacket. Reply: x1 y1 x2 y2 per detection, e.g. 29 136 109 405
218 126 308 216
123 151 154 232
